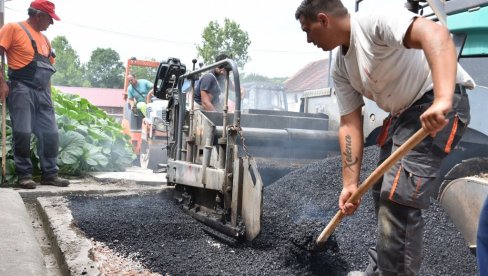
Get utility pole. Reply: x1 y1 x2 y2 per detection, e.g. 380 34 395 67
0 0 4 28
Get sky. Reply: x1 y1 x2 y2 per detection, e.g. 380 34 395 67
3 0 406 78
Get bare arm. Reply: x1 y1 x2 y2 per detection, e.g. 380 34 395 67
200 90 215 111
128 98 136 110
146 89 154 104
338 106 363 215
404 17 457 135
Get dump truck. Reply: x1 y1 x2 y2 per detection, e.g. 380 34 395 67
153 58 339 240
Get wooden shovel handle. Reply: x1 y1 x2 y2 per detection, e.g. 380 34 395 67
2 98 5 181
1 54 5 182
316 128 429 245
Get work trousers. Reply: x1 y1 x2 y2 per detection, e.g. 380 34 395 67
366 86 470 276
7 81 59 178
478 197 488 276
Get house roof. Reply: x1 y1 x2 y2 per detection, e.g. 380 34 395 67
284 58 329 92
54 86 125 108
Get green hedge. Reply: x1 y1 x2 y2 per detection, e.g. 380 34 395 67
0 87 135 184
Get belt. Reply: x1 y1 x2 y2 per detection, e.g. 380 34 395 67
416 84 465 105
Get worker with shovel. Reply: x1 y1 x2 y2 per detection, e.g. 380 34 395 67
0 0 69 189
296 0 473 275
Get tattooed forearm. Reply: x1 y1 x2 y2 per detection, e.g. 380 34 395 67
343 134 358 171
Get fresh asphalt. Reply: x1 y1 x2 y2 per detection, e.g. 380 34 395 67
0 166 166 276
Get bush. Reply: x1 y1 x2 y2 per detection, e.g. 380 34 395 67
0 88 135 184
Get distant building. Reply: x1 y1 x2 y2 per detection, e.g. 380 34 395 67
55 86 126 122
284 58 330 111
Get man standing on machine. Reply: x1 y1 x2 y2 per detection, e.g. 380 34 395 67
127 73 153 117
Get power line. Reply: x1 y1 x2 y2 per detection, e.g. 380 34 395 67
4 5 322 55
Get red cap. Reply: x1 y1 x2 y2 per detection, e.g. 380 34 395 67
30 0 60 21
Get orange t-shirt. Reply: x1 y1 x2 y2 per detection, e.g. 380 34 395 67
0 21 54 70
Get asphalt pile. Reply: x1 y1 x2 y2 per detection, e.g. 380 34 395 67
69 146 478 275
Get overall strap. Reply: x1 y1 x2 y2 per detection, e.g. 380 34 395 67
130 84 145 101
17 23 52 57
17 22 39 54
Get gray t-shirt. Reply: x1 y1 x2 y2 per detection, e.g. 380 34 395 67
332 9 475 116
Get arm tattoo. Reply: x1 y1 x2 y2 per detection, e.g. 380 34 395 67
343 134 359 171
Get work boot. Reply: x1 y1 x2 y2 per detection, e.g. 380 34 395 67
18 177 36 189
40 176 70 187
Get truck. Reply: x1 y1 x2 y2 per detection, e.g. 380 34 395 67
300 0 488 253
121 58 168 170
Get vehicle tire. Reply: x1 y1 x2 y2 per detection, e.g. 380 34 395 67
140 140 168 170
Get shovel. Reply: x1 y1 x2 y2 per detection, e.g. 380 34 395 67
314 127 429 249
1 53 5 184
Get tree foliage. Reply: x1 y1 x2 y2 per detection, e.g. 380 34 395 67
85 48 125 88
196 18 251 69
51 36 87 87
129 62 158 83
242 73 287 84
52 88 134 174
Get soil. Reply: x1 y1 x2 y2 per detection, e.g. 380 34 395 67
68 146 478 275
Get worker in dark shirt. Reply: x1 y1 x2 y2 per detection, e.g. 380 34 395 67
194 53 228 111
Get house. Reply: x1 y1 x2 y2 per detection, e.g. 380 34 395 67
55 86 126 122
284 58 330 111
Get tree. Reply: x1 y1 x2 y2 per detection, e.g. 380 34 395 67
196 18 251 69
242 73 270 83
242 73 287 85
51 36 87 87
129 61 158 83
85 48 125 88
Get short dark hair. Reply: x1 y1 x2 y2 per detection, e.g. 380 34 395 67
28 7 44 17
215 53 229 62
295 0 348 21
215 53 229 69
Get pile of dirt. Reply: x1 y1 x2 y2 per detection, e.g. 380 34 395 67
69 146 477 275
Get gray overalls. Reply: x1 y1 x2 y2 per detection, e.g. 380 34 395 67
7 23 58 179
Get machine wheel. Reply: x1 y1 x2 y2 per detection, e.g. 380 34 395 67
140 140 167 170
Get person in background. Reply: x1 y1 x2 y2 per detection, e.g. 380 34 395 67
127 73 153 117
194 53 228 111
295 0 473 275
0 0 69 189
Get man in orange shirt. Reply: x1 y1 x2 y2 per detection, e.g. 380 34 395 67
0 0 69 189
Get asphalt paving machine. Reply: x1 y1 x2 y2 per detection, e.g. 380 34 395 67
153 57 339 240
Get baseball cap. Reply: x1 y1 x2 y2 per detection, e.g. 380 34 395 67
30 0 60 21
